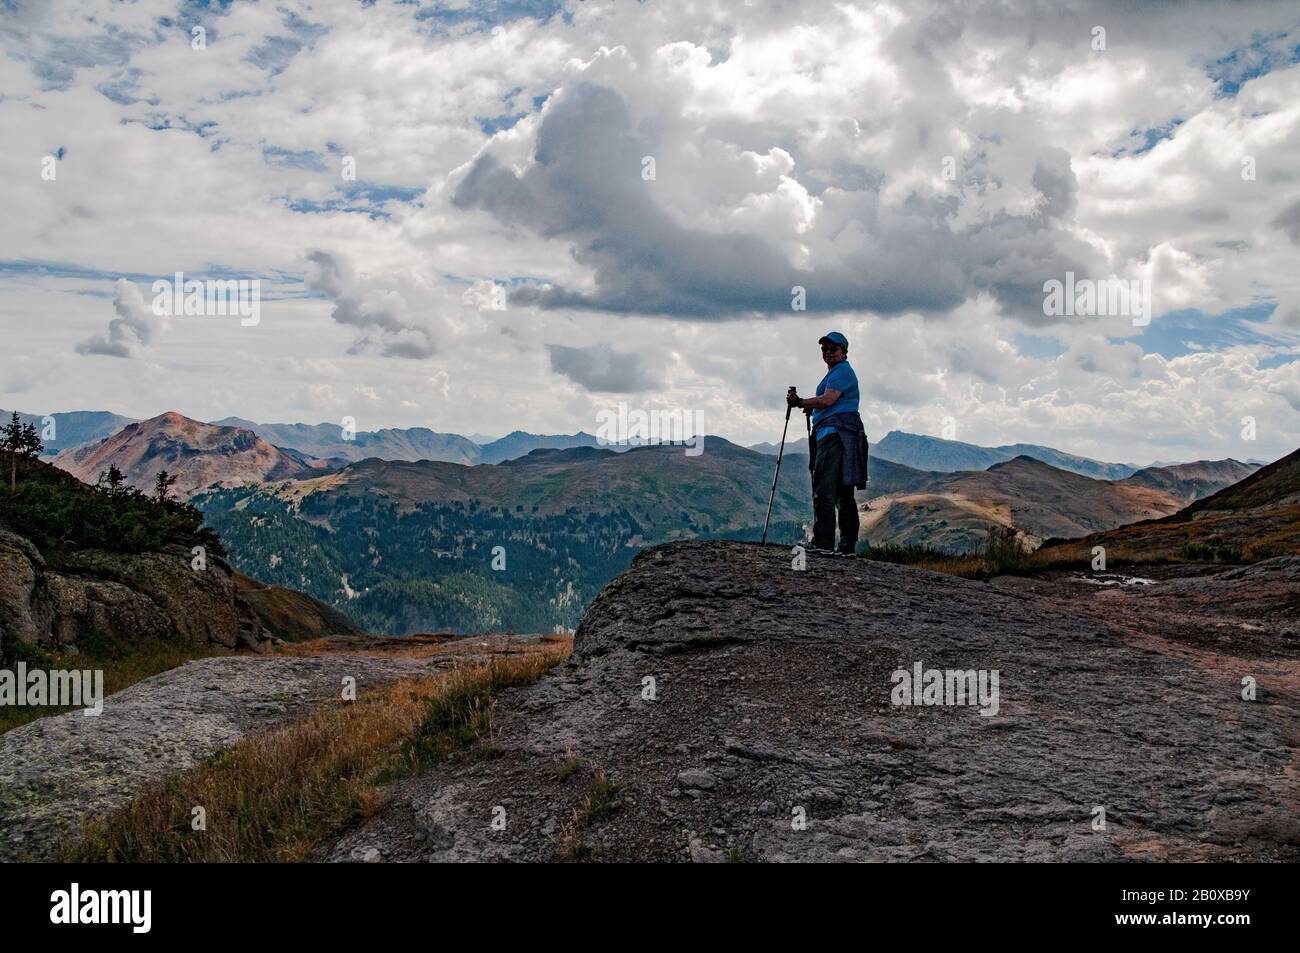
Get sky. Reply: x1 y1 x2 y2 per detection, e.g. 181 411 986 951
2 0 1299 466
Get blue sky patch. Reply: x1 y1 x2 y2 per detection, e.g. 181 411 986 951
285 182 425 219
413 0 567 35
1119 302 1292 359
1205 30 1300 97
245 10 329 74
1013 333 1068 360
0 260 305 296
478 112 528 135
1129 118 1183 156
1257 352 1300 370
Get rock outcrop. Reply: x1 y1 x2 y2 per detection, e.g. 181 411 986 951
327 540 1300 862
0 653 440 860
0 528 359 653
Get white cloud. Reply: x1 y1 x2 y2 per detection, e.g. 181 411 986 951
305 250 438 359
75 278 165 358
1 0 1299 465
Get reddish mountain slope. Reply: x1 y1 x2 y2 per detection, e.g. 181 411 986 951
54 412 310 499
1119 459 1259 503
1039 448 1300 563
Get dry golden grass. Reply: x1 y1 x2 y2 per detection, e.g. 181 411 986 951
1034 506 1300 567
272 632 572 660
270 633 457 659
65 639 570 863
875 522 1299 579
559 767 620 862
864 526 1039 579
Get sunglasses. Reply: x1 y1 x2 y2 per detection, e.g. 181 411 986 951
820 344 843 352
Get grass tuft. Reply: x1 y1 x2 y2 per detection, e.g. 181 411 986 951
1179 541 1245 564
63 641 569 863
858 524 1032 580
559 768 620 861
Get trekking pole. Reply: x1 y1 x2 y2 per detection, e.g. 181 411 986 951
805 406 813 471
761 387 797 545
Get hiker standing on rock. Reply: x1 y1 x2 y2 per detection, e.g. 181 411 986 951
787 331 868 554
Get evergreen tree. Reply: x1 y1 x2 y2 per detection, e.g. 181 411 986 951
2 412 18 492
153 469 178 502
97 465 126 495
3 411 44 492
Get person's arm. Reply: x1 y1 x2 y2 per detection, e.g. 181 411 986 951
797 388 841 410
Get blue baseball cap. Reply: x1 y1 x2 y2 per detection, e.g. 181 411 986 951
819 331 848 349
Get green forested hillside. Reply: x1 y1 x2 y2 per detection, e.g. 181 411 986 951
198 492 649 633
196 439 813 634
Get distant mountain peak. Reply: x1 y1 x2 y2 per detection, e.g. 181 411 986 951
53 412 309 498
875 430 1139 481
990 454 1058 470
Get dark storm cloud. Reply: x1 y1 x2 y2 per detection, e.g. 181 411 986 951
545 343 666 393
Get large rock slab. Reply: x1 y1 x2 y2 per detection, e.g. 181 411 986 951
327 540 1300 862
0 654 438 860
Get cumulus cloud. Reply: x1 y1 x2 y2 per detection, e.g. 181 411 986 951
453 82 1100 324
306 250 436 359
4 0 1300 463
461 279 508 311
75 278 165 358
546 343 666 393
1272 201 1300 245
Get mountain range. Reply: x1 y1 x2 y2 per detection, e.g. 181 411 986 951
24 408 1283 633
193 436 813 634
51 411 621 469
862 457 1182 552
54 413 314 498
13 406 1227 479
211 417 482 466
1039 447 1300 564
1119 459 1260 503
1 409 136 456
870 430 1142 480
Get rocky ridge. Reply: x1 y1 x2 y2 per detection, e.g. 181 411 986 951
0 528 357 653
326 540 1300 862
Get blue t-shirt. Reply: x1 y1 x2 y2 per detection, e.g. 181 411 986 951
812 360 859 440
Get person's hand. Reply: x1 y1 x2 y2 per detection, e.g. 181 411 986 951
786 388 801 409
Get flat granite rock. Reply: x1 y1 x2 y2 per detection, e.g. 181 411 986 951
326 540 1300 863
0 654 440 861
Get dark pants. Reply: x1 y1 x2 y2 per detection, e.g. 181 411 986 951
812 433 859 552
